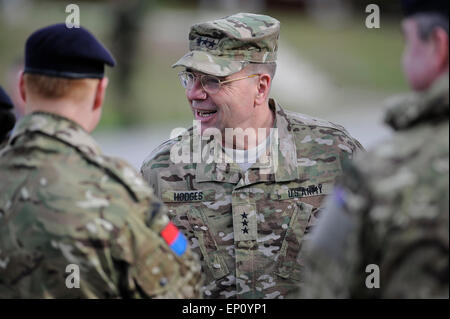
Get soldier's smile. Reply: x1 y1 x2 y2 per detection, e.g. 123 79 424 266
192 101 219 124
195 108 217 119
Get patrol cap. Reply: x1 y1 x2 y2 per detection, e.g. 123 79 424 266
24 23 115 79
172 13 280 77
402 0 449 18
0 86 13 110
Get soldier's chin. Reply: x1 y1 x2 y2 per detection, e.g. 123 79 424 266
199 120 222 136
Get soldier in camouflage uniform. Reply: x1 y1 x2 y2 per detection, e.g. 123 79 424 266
141 13 364 299
0 86 16 148
302 0 449 298
0 24 202 298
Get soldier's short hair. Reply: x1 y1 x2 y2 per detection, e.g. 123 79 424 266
245 62 277 81
414 13 449 40
24 73 98 100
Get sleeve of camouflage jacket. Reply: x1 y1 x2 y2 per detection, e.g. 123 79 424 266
66 159 204 299
301 159 449 298
105 189 204 299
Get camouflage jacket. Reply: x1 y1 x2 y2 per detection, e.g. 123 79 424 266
302 74 449 298
0 111 203 298
141 98 364 299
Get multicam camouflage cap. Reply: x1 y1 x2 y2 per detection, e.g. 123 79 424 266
172 12 280 77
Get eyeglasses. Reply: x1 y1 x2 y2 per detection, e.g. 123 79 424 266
178 71 259 94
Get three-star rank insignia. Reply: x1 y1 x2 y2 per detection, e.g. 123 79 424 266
241 212 249 233
233 204 257 241
195 36 219 50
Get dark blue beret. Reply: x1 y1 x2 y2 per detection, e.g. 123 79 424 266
0 86 13 110
402 0 449 18
24 23 115 79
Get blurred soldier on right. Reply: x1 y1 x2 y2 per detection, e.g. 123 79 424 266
302 0 449 298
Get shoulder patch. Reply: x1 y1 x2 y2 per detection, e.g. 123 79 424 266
160 221 188 256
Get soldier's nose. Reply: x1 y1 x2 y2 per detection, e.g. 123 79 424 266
186 79 207 100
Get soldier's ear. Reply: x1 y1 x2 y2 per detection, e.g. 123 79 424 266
19 72 26 103
92 77 108 110
432 27 449 72
255 74 271 105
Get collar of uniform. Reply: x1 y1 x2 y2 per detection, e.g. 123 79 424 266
269 98 299 182
384 72 449 131
10 111 102 157
195 136 242 184
195 98 299 184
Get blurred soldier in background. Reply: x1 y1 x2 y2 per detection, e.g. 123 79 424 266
141 13 363 299
302 0 448 298
0 24 202 298
111 0 149 97
110 0 151 125
0 86 16 148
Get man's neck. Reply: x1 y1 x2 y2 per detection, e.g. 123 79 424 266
25 99 91 132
